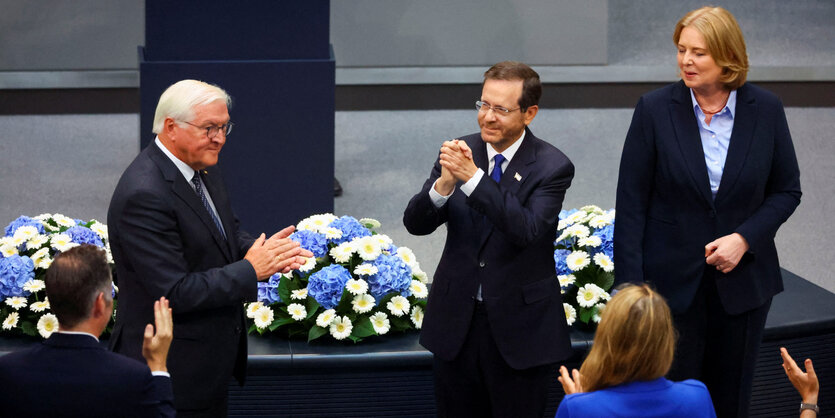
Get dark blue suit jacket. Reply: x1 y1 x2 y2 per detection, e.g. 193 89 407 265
555 378 716 418
404 128 575 369
0 333 174 417
614 81 801 314
108 142 257 409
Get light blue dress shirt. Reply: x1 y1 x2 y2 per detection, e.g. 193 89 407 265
690 89 737 199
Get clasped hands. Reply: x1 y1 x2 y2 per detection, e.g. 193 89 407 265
704 232 749 274
244 226 314 280
434 139 477 196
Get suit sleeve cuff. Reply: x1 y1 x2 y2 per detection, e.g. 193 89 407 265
460 169 484 197
429 179 453 208
151 371 171 378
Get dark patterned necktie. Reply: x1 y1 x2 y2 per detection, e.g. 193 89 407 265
191 173 227 240
491 154 505 183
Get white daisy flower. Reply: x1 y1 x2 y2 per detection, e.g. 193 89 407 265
5 297 28 310
387 296 410 317
410 280 429 298
558 274 576 287
329 242 355 263
253 306 275 329
3 312 19 330
298 256 317 273
290 288 308 300
589 215 612 228
246 302 264 319
557 219 571 231
373 234 393 248
23 280 46 293
0 244 18 258
345 278 369 296
580 205 604 214
566 251 591 271
90 221 109 240
576 283 604 308
297 213 338 233
13 225 40 241
9 235 26 248
316 309 336 327
412 267 429 283
566 211 587 225
410 306 424 328
351 294 376 314
355 236 382 261
565 224 590 239
329 316 353 340
33 213 52 221
37 314 59 338
287 303 307 321
52 214 77 228
30 300 50 312
593 253 614 272
24 235 48 252
564 303 577 326
578 236 602 248
359 218 381 229
395 247 418 269
30 247 53 269
599 291 611 302
50 234 78 252
370 312 390 335
353 264 378 276
322 227 343 240
592 303 607 323
105 246 114 264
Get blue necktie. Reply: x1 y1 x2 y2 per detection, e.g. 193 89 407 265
191 173 227 240
491 154 505 183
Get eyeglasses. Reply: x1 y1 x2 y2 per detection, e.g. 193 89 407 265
475 100 520 116
181 121 234 139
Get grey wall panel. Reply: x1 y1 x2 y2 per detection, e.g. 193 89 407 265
0 0 143 71
331 0 607 67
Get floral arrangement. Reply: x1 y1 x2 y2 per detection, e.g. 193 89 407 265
246 214 429 343
554 205 615 330
0 214 113 339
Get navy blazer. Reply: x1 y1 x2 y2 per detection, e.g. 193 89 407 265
404 128 575 369
614 81 801 315
0 333 174 417
108 143 257 409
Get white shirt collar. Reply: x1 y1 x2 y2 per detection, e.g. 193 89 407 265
155 136 197 183
57 330 100 342
486 129 526 163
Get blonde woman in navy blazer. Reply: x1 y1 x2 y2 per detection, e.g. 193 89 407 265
614 7 801 417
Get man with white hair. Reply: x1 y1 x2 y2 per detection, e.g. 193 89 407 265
108 79 312 416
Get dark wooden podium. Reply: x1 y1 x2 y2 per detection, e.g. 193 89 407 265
139 1 335 234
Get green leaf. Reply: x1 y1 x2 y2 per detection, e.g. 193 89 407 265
307 325 328 342
269 316 296 331
20 321 38 337
305 298 321 319
579 307 593 324
277 275 294 304
351 316 376 338
247 323 258 334
389 315 411 331
335 289 352 313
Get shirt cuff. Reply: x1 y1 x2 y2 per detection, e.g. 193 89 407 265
460 169 484 197
429 179 454 208
151 371 171 378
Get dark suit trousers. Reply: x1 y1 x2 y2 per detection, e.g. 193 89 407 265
668 268 771 418
433 302 554 418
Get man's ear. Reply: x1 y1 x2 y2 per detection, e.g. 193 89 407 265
523 105 538 125
92 292 107 318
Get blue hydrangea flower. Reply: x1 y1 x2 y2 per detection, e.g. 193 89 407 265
592 224 614 258
64 226 104 247
554 249 572 276
257 274 283 305
289 230 328 258
4 216 45 237
307 265 352 309
367 254 412 299
0 255 35 299
328 216 371 245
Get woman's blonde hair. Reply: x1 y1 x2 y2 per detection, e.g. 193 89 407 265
674 6 749 90
579 284 676 392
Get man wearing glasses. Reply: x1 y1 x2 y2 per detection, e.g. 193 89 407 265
404 61 575 417
107 79 312 416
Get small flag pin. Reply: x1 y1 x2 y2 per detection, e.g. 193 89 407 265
514 172 522 181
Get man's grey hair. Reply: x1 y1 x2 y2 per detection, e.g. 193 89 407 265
152 79 231 134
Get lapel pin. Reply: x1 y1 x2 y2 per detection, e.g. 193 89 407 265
514 172 522 181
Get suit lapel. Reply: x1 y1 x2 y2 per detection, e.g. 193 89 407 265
148 145 234 262
669 81 715 208
500 127 536 196
715 85 757 204
201 167 240 258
